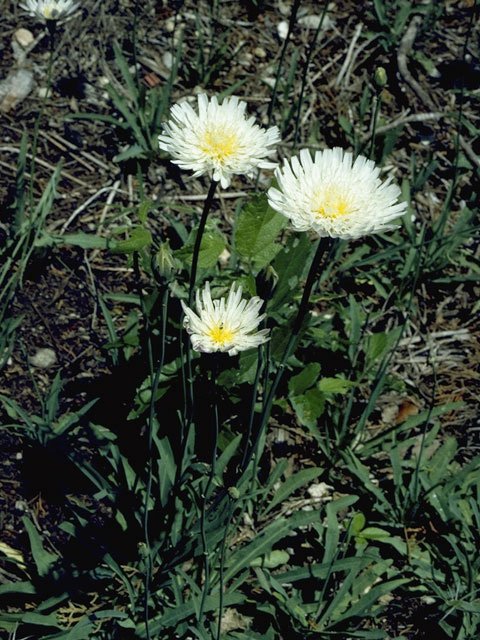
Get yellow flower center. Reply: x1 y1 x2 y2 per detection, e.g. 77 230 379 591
42 5 58 18
315 186 352 219
209 324 235 346
201 127 239 162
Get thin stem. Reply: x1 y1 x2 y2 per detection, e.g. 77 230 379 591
216 501 236 640
185 178 218 429
292 0 329 150
239 346 264 470
144 288 168 640
188 179 218 306
198 356 220 628
341 224 427 457
410 358 436 511
267 0 302 127
436 0 477 239
368 92 382 160
133 254 169 640
243 237 334 477
28 29 55 213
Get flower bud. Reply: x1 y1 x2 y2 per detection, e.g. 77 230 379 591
228 486 240 500
154 241 174 278
374 67 387 90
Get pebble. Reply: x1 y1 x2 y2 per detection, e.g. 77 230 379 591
30 347 57 369
253 46 266 58
298 15 334 30
14 28 34 49
162 51 173 70
37 86 51 99
277 20 289 40
307 482 334 500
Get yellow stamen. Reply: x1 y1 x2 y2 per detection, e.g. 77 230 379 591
209 325 235 346
201 127 239 161
315 187 351 219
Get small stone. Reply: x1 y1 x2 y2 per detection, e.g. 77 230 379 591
307 482 334 500
165 18 175 32
162 51 173 70
0 68 34 112
298 14 334 30
14 28 34 48
277 20 289 40
37 86 51 99
30 347 57 369
253 46 266 58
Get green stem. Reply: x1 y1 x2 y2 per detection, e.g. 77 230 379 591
239 346 264 470
436 1 477 240
244 237 334 477
185 178 218 427
267 0 302 126
216 501 236 640
133 252 169 640
143 287 168 640
18 29 56 288
198 356 220 628
28 29 55 212
292 0 329 150
188 179 218 306
410 353 436 512
368 92 382 160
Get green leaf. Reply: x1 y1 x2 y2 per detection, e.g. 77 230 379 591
318 377 356 394
350 512 366 537
62 232 110 249
428 437 457 484
138 200 153 224
224 511 321 583
216 434 242 477
291 389 325 428
288 363 321 396
278 555 379 583
264 467 324 514
137 593 244 636
366 332 388 365
333 578 409 625
22 516 57 577
49 617 96 639
250 549 290 568
219 349 260 388
270 234 311 310
113 144 147 162
357 526 391 540
235 194 286 270
0 580 36 596
323 496 358 564
175 224 225 269
111 226 152 254
34 231 111 250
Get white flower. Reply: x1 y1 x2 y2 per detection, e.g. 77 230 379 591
267 148 407 239
159 94 280 189
181 282 269 356
20 0 80 21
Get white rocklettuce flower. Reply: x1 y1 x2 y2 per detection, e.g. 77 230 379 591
20 0 80 21
267 147 407 239
159 94 280 189
181 282 269 356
